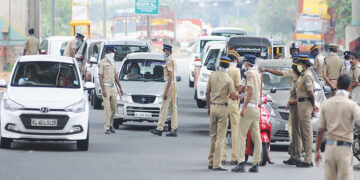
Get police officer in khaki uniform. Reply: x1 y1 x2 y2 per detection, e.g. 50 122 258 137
315 74 360 180
323 43 344 95
150 44 178 137
347 52 360 97
221 51 242 165
98 45 123 134
64 33 84 58
311 45 324 86
23 29 40 55
294 55 318 168
206 56 237 171
232 54 262 173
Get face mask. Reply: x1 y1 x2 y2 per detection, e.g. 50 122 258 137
345 60 351 67
77 40 82 48
106 53 115 61
163 52 168 59
297 65 303 72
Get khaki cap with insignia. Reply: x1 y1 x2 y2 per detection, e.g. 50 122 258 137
328 43 338 49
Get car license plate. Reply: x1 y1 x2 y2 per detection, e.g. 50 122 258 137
31 118 57 127
285 123 288 131
134 112 152 118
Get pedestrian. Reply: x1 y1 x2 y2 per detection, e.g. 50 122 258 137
206 56 237 171
221 50 242 165
64 33 85 76
232 54 262 173
260 56 301 165
98 45 123 134
311 45 324 86
315 74 360 180
323 43 344 96
150 44 178 137
294 54 318 168
23 28 40 55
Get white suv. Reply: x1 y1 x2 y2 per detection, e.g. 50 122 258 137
0 55 94 151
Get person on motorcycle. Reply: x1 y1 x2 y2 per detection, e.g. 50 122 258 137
315 74 360 179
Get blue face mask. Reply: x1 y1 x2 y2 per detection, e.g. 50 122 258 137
163 52 168 59
76 40 82 48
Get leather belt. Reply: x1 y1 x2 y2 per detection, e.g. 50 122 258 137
103 83 114 87
247 103 258 108
326 139 352 148
210 102 228 106
297 97 311 102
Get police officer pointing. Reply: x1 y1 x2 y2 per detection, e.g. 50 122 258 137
98 45 123 134
315 74 360 180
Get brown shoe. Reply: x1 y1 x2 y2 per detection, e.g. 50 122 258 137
221 160 226 165
231 161 238 165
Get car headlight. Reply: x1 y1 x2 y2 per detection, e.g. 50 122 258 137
65 99 85 113
199 73 209 82
119 94 131 102
266 104 276 117
4 99 25 111
156 96 163 104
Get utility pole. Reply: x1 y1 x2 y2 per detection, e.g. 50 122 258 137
103 0 106 39
51 0 55 36
147 15 151 40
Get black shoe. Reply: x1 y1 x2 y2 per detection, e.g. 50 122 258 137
231 162 246 173
110 126 115 133
283 158 302 165
296 162 313 168
166 129 177 137
105 130 110 134
213 166 228 171
249 165 259 173
150 129 162 136
208 165 213 170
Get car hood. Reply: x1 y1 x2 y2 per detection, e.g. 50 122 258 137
120 81 165 96
6 87 84 108
265 90 290 108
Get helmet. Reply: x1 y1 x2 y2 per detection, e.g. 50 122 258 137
290 42 299 51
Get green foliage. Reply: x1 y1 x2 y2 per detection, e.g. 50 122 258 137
326 0 352 40
41 0 72 38
256 0 298 36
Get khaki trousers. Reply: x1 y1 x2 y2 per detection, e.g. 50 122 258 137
157 83 178 131
221 98 240 162
297 100 313 163
76 60 84 78
324 144 353 180
103 86 117 130
289 104 302 160
238 107 261 165
208 105 228 168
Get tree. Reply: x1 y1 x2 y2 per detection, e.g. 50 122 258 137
326 0 352 40
41 0 72 38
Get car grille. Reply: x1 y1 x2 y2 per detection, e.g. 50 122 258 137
20 114 69 130
126 106 160 117
274 130 317 138
279 112 289 120
132 95 156 104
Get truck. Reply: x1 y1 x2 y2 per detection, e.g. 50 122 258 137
294 0 335 53
176 19 202 50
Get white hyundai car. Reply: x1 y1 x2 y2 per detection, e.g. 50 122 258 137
0 55 94 151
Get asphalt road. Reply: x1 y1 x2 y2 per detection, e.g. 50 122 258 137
0 53 359 180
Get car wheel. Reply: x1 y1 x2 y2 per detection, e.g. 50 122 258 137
113 118 123 129
77 129 89 151
93 90 102 109
196 99 206 108
1 137 12 149
189 78 194 87
259 142 269 166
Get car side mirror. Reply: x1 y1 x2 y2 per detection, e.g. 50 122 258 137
176 76 181 82
270 87 277 93
90 57 97 64
0 79 7 88
323 85 332 95
84 82 95 91
207 63 216 71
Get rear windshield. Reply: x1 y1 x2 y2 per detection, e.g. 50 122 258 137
101 45 149 62
11 61 80 88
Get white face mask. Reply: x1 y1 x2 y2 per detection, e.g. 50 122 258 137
106 53 115 61
163 52 168 59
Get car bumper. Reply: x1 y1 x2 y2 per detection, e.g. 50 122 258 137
115 102 171 122
196 81 207 101
1 109 89 141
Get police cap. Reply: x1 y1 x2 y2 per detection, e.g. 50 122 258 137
104 45 117 52
163 44 172 51
244 54 256 65
310 45 319 52
219 56 231 64
76 33 85 39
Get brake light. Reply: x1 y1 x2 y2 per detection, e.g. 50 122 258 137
194 58 200 62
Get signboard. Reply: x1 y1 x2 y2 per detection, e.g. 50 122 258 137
135 0 159 15
71 0 89 21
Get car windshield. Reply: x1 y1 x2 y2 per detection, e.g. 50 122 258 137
119 59 166 82
296 19 322 34
262 67 292 90
11 61 80 88
101 45 149 62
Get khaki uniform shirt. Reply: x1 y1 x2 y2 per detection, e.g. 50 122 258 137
64 38 77 57
281 68 298 100
98 57 116 83
295 69 314 98
164 55 176 82
245 67 261 104
24 35 39 55
207 69 235 104
313 54 324 78
349 63 360 83
318 91 360 143
228 64 241 95
323 53 344 80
